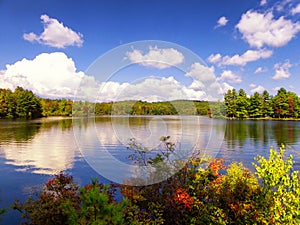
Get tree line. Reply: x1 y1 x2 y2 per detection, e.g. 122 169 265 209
1 86 299 119
223 87 300 119
0 87 210 119
0 87 42 119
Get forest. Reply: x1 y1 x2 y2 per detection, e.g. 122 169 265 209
0 86 300 119
223 87 300 119
0 87 210 118
0 87 42 119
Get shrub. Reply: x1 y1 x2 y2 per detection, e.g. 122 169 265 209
12 141 300 225
12 172 80 225
253 145 300 224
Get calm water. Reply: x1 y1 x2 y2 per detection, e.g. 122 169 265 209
0 116 300 224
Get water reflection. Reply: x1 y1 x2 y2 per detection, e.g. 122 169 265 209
74 116 225 184
224 120 300 148
0 117 299 178
0 118 76 174
0 122 40 144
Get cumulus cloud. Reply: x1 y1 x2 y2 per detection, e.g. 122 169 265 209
249 83 256 88
95 63 228 101
217 70 242 84
0 52 94 98
272 61 292 80
207 53 222 64
208 49 272 66
291 3 300 15
215 16 228 28
250 85 265 93
236 10 300 48
126 46 184 69
185 63 216 82
23 14 83 48
0 52 229 101
96 76 206 102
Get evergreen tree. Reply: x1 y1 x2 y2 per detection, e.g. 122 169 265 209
14 87 42 119
224 89 237 118
236 89 249 118
261 90 273 117
249 92 263 118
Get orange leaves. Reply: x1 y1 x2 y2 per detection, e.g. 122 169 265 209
174 188 194 210
208 158 226 177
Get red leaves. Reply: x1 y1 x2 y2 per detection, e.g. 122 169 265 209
174 188 194 210
208 158 226 177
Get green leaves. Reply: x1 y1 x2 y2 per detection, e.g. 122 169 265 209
0 87 42 119
224 88 300 119
253 145 300 224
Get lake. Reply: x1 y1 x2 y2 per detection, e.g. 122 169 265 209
0 116 300 224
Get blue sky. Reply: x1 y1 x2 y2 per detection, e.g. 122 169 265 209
0 0 300 101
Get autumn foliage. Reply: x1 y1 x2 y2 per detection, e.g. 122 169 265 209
12 141 300 225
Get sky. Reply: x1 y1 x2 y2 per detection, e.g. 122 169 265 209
0 0 300 101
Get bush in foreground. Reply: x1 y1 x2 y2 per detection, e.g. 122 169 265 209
12 143 300 224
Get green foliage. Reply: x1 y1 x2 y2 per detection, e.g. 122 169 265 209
66 180 127 225
105 100 209 116
0 87 42 119
12 174 128 225
209 101 226 117
40 98 73 117
253 145 300 224
224 88 300 119
236 89 249 118
224 88 238 118
249 92 263 118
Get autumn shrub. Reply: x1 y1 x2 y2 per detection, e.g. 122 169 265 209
12 172 80 225
12 140 300 225
122 139 300 224
12 175 128 225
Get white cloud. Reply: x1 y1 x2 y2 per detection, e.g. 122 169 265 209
254 67 267 73
250 85 265 93
249 83 256 88
0 52 94 98
208 49 272 66
260 0 267 6
221 82 234 93
96 63 227 102
100 76 204 102
215 16 228 28
272 61 292 80
213 82 234 95
185 63 216 82
217 70 242 84
291 3 300 15
126 46 184 69
207 53 222 64
236 10 300 48
23 14 83 48
0 52 228 102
